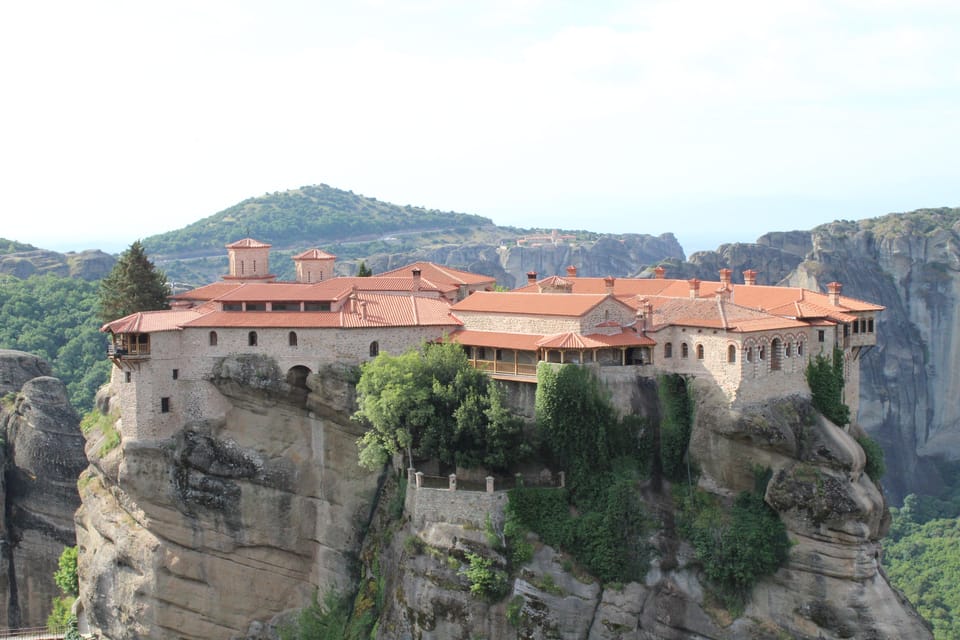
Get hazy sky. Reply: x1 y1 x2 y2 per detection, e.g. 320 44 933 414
2 1 957 256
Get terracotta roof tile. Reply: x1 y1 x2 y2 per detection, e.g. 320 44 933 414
226 238 271 248
101 310 204 334
293 248 336 260
378 262 496 287
447 330 543 350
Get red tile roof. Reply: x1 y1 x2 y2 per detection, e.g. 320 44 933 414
378 262 496 287
171 282 245 301
101 310 205 334
293 248 336 260
447 330 543 350
181 293 459 330
226 238 271 248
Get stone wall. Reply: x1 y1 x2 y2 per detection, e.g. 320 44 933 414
405 478 509 531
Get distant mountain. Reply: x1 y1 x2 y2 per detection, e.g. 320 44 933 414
139 183 686 287
0 238 114 281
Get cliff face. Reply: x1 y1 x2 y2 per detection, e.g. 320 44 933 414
0 248 115 280
364 233 686 288
686 209 960 500
0 349 86 628
74 358 381 639
375 378 930 640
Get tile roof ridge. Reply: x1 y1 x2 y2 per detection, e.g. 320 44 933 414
716 297 729 330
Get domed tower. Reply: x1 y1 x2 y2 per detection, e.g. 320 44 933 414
224 238 276 282
293 248 337 282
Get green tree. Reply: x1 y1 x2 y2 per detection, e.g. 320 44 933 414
356 261 372 277
98 240 171 323
354 341 493 470
54 546 78 597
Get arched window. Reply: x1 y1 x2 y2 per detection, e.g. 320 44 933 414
758 345 765 361
369 341 379 357
681 343 689 359
797 341 804 356
746 347 753 363
209 331 218 346
288 331 298 347
664 342 673 358
248 331 258 346
696 344 704 360
785 342 792 358
728 345 736 363
771 338 782 370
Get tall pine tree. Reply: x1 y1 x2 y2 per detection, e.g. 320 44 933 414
98 240 171 323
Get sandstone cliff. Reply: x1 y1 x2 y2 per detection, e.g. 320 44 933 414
0 248 116 281
75 357 381 639
374 378 930 640
0 349 87 628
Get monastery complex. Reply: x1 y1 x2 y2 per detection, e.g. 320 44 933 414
102 239 883 439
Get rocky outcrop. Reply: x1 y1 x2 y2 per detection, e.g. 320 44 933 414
0 349 86 628
376 380 930 640
0 248 115 280
74 359 381 639
363 233 687 289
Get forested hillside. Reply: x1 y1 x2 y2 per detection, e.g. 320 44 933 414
143 184 495 257
0 274 109 411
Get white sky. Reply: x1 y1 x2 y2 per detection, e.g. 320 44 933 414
1 0 958 255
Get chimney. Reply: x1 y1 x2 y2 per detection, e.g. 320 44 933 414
412 267 421 292
688 278 701 299
526 271 538 284
827 281 842 306
719 268 732 289
566 265 577 278
743 269 757 286
359 300 368 320
637 297 653 331
655 266 666 279
604 276 615 294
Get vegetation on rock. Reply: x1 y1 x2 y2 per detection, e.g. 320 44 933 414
856 434 886 481
48 546 79 634
658 373 694 481
805 346 850 426
676 486 790 610
98 240 171 323
508 364 654 584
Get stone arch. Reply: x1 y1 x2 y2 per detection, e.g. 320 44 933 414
286 364 312 389
771 337 783 371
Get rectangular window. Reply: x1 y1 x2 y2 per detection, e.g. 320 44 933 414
161 397 170 413
868 318 874 333
245 303 266 311
172 369 179 380
271 302 298 311
223 303 243 311
305 302 332 311
818 330 825 342
853 321 859 334
125 371 132 383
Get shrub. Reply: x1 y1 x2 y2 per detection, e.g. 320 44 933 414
279 589 350 640
806 347 850 426
461 553 509 600
506 595 525 627
678 487 790 607
47 596 74 633
856 435 886 481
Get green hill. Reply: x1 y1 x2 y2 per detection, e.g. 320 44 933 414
143 184 495 257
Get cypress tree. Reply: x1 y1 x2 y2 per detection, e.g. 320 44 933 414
98 240 171 323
